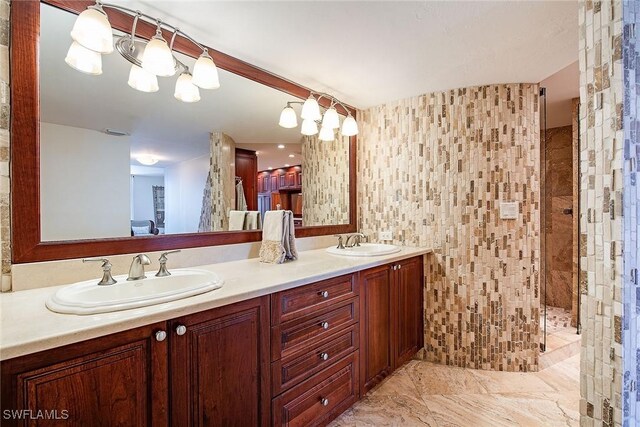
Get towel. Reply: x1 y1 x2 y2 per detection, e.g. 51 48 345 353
259 210 298 264
229 210 247 231
236 181 248 211
245 211 262 230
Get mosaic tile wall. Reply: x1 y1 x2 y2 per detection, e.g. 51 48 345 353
0 0 9 292
198 131 235 232
578 1 624 425
621 1 639 425
302 134 350 226
358 83 541 371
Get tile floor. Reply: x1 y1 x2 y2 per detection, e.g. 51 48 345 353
329 353 580 426
540 306 581 369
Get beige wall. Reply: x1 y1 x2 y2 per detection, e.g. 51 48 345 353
358 83 541 371
578 1 623 425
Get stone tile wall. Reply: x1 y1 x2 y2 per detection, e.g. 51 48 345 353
0 0 9 292
358 83 541 371
201 131 235 232
578 1 624 425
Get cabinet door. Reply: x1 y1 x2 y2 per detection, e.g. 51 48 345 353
359 265 394 394
286 172 296 188
394 257 424 368
296 171 303 187
170 297 270 427
1 322 169 427
271 175 279 191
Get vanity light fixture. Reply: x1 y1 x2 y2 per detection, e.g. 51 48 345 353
278 92 358 139
65 1 221 103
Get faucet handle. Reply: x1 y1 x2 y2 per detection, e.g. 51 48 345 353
158 249 181 263
82 258 117 286
156 250 181 277
333 235 345 250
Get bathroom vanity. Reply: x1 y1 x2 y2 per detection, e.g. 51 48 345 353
0 249 427 426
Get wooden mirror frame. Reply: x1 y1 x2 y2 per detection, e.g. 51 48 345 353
11 0 357 263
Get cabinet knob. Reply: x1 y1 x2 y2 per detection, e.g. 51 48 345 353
175 325 187 336
319 352 329 361
155 330 167 342
320 397 329 407
319 290 329 298
320 321 330 330
398 264 402 270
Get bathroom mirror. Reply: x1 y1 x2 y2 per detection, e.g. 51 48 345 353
11 1 357 262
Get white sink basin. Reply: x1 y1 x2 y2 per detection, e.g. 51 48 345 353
326 243 401 257
46 269 223 315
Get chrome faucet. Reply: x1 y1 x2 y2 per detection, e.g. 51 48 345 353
127 254 151 281
345 233 366 248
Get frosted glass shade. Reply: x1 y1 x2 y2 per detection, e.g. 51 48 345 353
128 65 159 93
341 115 359 136
70 6 113 54
318 125 335 142
322 107 340 129
137 156 158 166
174 73 201 103
141 34 176 77
300 96 321 121
279 106 298 128
65 42 102 75
192 52 220 89
301 119 319 136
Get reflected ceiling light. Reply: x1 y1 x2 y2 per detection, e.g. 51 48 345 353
288 154 295 158
137 156 159 166
278 92 357 139
192 50 220 89
268 167 273 170
174 73 201 103
65 41 103 75
318 125 335 142
285 164 290 167
277 144 285 149
278 104 298 128
65 2 220 102
70 3 113 54
128 65 159 92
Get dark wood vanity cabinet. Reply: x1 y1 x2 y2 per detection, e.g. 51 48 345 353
359 256 424 394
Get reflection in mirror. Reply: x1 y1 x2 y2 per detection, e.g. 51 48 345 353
39 3 350 242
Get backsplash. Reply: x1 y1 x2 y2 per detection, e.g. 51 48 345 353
358 83 541 371
578 1 624 425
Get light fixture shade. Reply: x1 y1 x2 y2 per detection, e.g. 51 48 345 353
65 41 102 75
279 106 298 128
301 119 319 136
174 73 201 103
137 156 158 166
300 96 321 120
322 107 340 129
70 6 114 54
318 125 335 142
341 115 359 136
141 34 176 77
192 52 220 89
128 65 159 92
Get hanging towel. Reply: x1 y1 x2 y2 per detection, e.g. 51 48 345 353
245 211 262 230
236 181 248 211
259 210 297 264
229 210 247 231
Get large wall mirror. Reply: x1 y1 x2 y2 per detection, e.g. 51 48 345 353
11 1 357 263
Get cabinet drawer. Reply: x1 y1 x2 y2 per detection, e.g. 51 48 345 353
272 299 358 360
271 274 357 325
272 324 358 395
272 352 359 427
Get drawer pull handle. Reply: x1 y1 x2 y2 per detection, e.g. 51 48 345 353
320 352 330 361
319 290 329 298
175 325 187 336
321 397 329 406
320 321 330 330
154 330 167 342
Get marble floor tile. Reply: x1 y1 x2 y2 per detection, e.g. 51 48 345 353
469 368 556 394
536 354 581 392
405 361 488 396
328 393 438 427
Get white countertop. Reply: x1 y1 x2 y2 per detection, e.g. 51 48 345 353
0 246 431 361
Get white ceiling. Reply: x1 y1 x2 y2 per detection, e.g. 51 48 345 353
540 61 580 128
107 0 579 109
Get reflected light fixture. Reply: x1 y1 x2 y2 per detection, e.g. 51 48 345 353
278 92 358 139
137 155 159 166
277 144 285 149
288 154 295 158
65 1 221 103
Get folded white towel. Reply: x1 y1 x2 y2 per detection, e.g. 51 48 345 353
259 210 297 264
229 210 247 231
245 211 262 230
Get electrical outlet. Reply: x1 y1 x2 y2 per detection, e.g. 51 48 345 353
379 231 392 241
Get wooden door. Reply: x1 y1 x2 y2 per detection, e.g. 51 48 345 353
235 148 258 210
170 297 270 427
358 265 394 394
394 257 424 368
0 322 169 427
